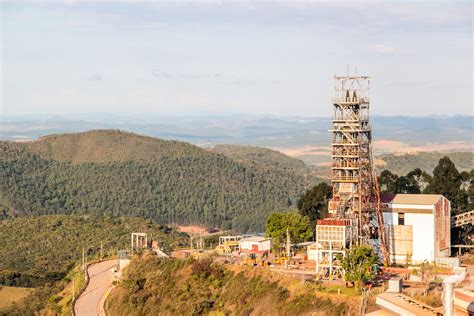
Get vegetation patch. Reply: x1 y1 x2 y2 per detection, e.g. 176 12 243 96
0 130 313 232
0 286 34 310
107 256 357 316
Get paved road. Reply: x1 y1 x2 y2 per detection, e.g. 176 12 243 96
75 259 117 316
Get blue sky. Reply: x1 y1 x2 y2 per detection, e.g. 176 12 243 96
1 1 472 116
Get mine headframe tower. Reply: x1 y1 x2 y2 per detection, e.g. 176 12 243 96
315 76 389 277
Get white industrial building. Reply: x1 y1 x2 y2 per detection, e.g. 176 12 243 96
239 236 271 254
382 194 451 264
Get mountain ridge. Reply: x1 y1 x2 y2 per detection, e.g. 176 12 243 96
0 130 310 232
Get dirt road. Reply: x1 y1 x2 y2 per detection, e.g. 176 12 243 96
74 259 117 316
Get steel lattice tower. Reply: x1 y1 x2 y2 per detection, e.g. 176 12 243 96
326 75 389 262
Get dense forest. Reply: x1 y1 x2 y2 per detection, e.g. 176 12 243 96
0 215 186 288
211 144 310 175
0 130 311 232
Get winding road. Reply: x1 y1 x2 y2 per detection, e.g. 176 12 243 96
74 259 117 316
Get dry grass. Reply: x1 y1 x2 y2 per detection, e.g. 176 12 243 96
177 225 210 236
0 286 35 309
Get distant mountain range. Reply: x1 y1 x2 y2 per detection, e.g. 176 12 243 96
1 114 472 150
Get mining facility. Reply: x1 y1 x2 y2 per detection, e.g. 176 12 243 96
129 74 474 315
315 75 389 277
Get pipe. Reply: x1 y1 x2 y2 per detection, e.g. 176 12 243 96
442 271 467 316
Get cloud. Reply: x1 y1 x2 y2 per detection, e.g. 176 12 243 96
370 44 395 55
86 74 103 81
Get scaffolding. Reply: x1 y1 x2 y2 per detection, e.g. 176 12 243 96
315 219 352 278
315 75 389 277
215 235 244 253
131 232 148 253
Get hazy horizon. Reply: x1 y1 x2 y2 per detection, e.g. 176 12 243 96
2 111 473 121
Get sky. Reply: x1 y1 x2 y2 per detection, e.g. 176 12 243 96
1 1 472 117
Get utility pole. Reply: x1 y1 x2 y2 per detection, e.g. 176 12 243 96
72 277 75 314
286 227 291 257
190 235 193 251
84 247 87 281
100 241 103 261
285 227 291 270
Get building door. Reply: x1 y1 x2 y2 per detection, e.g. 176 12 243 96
252 244 259 253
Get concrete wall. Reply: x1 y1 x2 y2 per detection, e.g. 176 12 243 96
405 213 435 262
388 225 413 264
383 211 435 263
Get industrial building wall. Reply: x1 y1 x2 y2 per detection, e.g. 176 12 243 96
388 225 413 264
405 213 435 262
383 211 435 263
383 212 396 226
239 240 271 252
435 197 451 257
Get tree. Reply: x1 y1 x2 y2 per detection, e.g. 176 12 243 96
379 169 423 194
424 156 467 212
265 212 312 252
378 170 398 194
297 182 332 224
337 245 378 290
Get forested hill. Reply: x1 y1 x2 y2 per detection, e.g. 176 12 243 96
211 144 307 173
0 130 308 232
210 144 318 187
25 129 204 164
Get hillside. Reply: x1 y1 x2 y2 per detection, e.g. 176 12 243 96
26 129 203 164
0 215 185 288
311 152 473 180
0 130 308 232
106 256 358 316
377 152 473 176
211 144 318 186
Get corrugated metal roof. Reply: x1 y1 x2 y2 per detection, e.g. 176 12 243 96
391 194 442 205
241 236 270 242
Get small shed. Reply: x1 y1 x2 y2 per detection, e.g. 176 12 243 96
239 236 271 254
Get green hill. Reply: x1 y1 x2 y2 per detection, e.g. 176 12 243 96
0 215 185 288
0 130 308 232
378 152 473 176
26 129 204 164
211 144 308 172
211 144 318 187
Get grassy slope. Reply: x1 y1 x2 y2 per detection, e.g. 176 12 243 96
106 256 359 316
0 287 34 310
